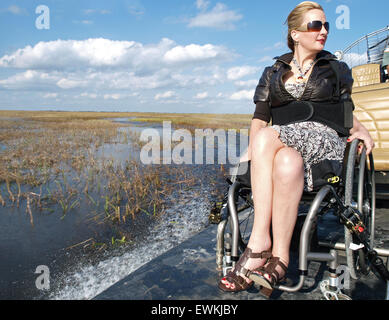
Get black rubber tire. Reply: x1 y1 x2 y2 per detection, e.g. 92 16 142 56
344 142 376 279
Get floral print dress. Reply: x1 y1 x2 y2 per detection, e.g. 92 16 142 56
271 82 347 192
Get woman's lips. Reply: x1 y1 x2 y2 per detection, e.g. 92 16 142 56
317 39 326 45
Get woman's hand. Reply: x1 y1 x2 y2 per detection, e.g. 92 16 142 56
348 116 375 155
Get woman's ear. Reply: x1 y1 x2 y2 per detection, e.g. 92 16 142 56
291 30 299 43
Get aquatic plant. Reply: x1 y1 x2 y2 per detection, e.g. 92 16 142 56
0 110 232 248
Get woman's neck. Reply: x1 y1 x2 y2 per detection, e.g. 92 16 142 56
293 48 318 68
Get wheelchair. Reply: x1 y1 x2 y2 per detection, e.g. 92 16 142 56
214 139 389 299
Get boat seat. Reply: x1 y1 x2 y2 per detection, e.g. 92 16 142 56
352 64 381 87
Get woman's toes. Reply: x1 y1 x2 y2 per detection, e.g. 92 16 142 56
221 278 236 290
264 273 272 281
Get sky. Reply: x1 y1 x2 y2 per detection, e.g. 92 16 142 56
0 0 388 114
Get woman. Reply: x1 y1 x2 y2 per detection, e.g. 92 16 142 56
218 1 375 295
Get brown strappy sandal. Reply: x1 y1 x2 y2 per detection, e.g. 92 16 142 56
248 256 288 298
218 248 272 293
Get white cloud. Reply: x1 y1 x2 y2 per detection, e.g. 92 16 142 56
0 67 221 93
84 9 111 15
189 2 243 30
170 69 224 88
164 43 231 64
104 93 122 100
8 5 23 15
263 41 286 52
259 56 273 63
0 38 139 70
0 37 255 112
155 91 176 100
0 70 58 89
80 92 98 99
234 79 258 88
1 5 26 15
0 63 233 99
127 0 145 16
73 20 94 25
227 66 259 80
43 93 58 99
0 38 233 71
342 52 368 68
56 78 88 89
230 90 253 101
196 0 210 10
195 92 208 99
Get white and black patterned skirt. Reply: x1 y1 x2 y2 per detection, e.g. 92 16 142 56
272 121 347 192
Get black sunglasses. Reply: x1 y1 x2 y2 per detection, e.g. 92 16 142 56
298 20 330 32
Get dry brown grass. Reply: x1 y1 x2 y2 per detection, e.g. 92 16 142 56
0 110 251 129
0 110 229 245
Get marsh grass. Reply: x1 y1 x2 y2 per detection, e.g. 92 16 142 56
0 110 236 249
0 110 251 133
128 113 251 134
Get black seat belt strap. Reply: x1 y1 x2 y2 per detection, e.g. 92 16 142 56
329 60 341 101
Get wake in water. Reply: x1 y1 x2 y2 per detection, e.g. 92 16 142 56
49 192 211 300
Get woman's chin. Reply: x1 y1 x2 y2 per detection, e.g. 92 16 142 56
315 42 326 51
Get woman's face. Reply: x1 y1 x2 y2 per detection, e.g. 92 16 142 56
293 9 329 53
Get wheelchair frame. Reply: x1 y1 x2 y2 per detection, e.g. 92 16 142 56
216 140 389 299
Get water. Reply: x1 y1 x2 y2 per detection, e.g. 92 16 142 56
48 194 210 300
0 120 238 300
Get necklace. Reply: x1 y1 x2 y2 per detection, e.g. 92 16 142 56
292 57 315 82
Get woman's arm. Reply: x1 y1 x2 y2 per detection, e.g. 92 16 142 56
239 118 268 162
347 115 375 155
336 62 375 155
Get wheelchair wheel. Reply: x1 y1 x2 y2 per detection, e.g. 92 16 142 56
344 142 376 279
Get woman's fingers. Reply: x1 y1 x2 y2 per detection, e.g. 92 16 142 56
359 143 372 155
348 133 375 155
363 140 374 155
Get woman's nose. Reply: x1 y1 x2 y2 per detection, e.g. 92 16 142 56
320 25 328 35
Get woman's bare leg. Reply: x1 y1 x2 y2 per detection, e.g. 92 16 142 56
266 147 304 278
247 128 285 251
221 127 284 289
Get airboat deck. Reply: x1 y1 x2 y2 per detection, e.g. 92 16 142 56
94 207 389 300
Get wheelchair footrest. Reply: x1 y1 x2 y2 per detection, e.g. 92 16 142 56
320 280 352 300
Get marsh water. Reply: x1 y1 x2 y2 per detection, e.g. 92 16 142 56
0 119 246 299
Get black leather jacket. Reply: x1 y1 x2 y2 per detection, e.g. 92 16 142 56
253 50 354 123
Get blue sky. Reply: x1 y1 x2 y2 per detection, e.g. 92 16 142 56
0 0 388 114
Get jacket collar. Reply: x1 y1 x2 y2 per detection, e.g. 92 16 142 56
274 50 337 65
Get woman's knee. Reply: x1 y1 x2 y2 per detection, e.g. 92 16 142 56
251 128 281 154
273 148 304 182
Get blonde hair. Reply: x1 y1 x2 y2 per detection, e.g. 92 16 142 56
286 1 324 52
